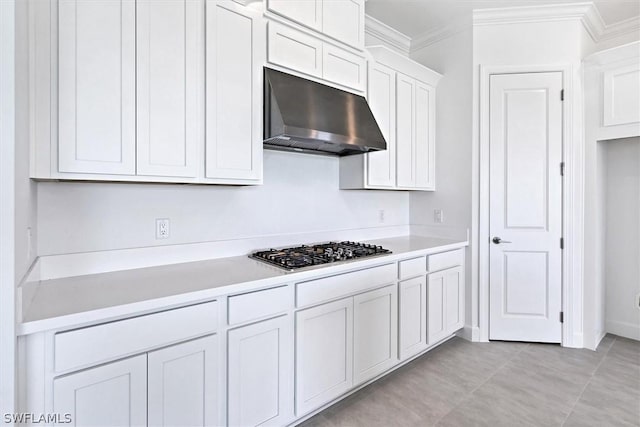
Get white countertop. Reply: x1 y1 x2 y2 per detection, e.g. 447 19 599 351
19 235 467 335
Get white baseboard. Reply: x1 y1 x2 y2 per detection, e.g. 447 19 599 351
606 320 640 341
594 330 607 350
31 225 411 281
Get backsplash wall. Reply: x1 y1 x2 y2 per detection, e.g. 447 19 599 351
37 150 410 256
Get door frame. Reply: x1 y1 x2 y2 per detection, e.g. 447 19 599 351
477 63 583 347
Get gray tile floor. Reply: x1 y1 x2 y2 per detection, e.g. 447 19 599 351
299 334 640 427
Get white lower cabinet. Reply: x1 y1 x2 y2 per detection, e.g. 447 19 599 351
399 276 427 360
353 285 398 385
53 355 147 427
295 298 353 416
428 266 464 345
227 315 293 427
148 335 219 427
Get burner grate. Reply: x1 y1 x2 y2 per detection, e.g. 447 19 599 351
250 241 392 271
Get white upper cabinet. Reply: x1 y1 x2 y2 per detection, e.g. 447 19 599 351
136 0 202 178
267 0 322 31
267 21 323 79
603 62 640 128
340 46 441 191
32 0 264 185
57 0 136 175
366 62 396 188
321 0 364 48
267 0 363 50
205 1 265 182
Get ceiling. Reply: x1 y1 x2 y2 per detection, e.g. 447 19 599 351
365 0 640 38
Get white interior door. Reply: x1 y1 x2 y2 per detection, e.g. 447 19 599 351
489 72 563 343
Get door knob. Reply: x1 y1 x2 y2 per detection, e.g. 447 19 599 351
492 237 512 244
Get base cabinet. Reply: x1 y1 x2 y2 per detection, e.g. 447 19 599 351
399 276 427 360
148 335 219 427
295 298 353 416
353 285 398 385
53 355 147 427
428 266 464 345
227 316 293 427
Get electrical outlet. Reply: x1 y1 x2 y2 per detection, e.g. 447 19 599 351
434 209 444 224
378 209 385 223
156 218 170 239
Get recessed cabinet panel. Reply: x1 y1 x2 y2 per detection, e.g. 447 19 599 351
295 298 353 416
53 355 147 427
206 1 264 181
267 21 323 79
444 267 464 333
415 81 435 190
267 0 322 31
603 63 640 127
148 335 219 427
427 271 447 345
136 0 201 177
322 44 366 92
228 316 293 427
353 285 398 385
399 276 427 360
321 0 364 49
58 0 136 175
366 62 396 188
396 73 415 188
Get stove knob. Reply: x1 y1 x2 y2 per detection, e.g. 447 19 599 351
345 249 353 258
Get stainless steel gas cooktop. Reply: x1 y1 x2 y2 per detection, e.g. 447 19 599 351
250 241 392 271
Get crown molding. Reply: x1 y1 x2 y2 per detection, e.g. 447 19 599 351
600 16 640 42
364 14 411 56
410 17 469 53
473 2 607 41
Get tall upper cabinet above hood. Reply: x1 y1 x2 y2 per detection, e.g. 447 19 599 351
263 68 387 156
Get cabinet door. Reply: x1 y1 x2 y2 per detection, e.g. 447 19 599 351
414 81 436 190
427 270 448 345
228 316 293 427
353 285 398 385
366 62 396 188
322 44 366 92
58 0 136 175
267 0 322 31
295 298 353 416
266 21 323 79
444 266 464 334
136 0 202 177
148 335 219 427
603 63 640 127
399 276 427 360
53 355 146 427
396 73 415 188
321 0 364 49
206 1 264 181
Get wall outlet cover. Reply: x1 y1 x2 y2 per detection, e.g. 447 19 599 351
156 218 170 239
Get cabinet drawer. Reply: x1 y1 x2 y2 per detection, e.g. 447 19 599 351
296 263 397 307
428 249 464 272
322 44 365 92
54 301 219 373
267 21 322 78
398 256 426 279
228 285 292 325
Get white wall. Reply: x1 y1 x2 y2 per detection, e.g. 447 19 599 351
409 23 474 336
604 138 640 340
37 150 410 255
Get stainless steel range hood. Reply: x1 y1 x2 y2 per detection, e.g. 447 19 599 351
263 68 387 156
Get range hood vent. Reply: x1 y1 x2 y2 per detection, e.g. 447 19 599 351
263 68 387 156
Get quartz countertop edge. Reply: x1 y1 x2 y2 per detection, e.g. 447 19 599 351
19 236 468 335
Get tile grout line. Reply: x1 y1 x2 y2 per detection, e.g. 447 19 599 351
559 336 618 426
432 343 531 426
